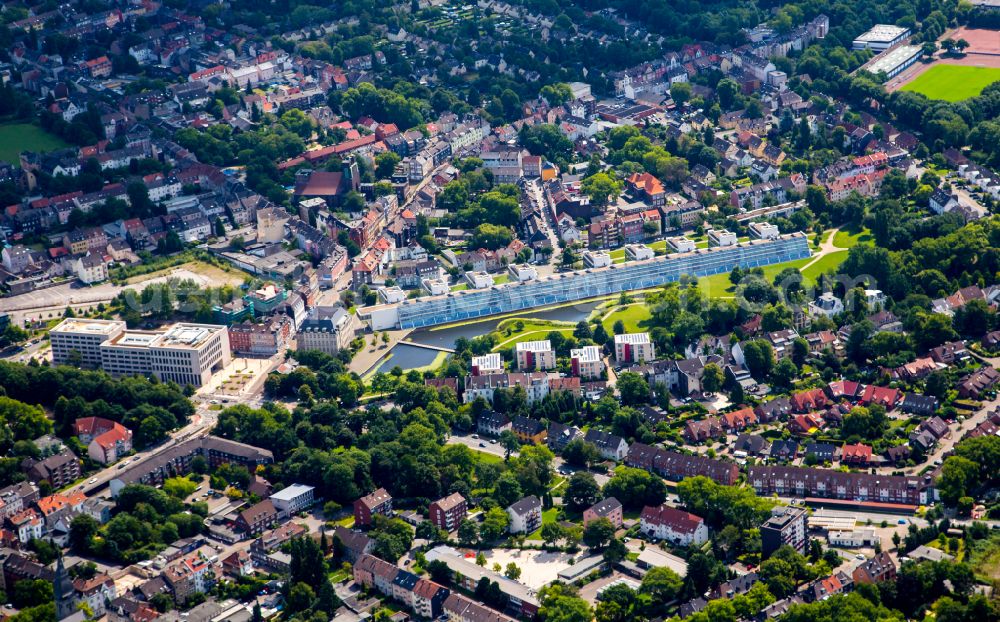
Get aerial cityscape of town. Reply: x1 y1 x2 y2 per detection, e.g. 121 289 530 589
0 0 1000 622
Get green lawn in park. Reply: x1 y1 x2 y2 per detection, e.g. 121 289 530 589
833 227 872 249
901 64 1000 102
602 304 653 333
0 123 69 164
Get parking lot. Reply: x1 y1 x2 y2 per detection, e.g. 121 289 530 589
477 548 577 590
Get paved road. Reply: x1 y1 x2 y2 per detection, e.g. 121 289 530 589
447 432 512 459
0 266 244 326
526 178 561 252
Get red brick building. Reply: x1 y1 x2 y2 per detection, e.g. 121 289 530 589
428 493 466 531
354 488 393 527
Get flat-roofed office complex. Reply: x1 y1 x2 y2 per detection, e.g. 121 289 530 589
51 319 127 368
363 234 810 330
148 324 231 387
50 319 231 387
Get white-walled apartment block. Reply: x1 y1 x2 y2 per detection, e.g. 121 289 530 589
707 228 738 247
614 332 655 364
571 345 604 379
422 278 450 296
471 353 504 376
583 250 612 269
508 264 538 282
852 24 909 51
270 484 315 517
516 340 556 371
625 244 654 261
748 222 780 240
51 319 230 387
465 271 494 289
667 236 696 253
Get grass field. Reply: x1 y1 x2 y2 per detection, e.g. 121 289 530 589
0 123 69 164
526 507 559 540
602 304 652 333
969 533 1000 581
491 319 575 350
833 227 872 249
698 256 812 298
801 251 849 280
901 64 1000 101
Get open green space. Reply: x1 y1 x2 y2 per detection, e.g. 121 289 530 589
833 227 872 249
801 250 849 281
697 256 811 298
969 533 1000 582
0 123 69 164
472 449 505 465
901 64 1000 101
602 303 653 333
526 507 559 540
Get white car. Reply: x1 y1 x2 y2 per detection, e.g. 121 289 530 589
88 478 97 484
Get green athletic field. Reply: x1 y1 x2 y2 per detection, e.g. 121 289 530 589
901 64 1000 102
0 123 69 164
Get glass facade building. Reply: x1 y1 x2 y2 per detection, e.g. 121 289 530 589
367 234 810 330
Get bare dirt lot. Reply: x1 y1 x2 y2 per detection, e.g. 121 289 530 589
0 262 247 325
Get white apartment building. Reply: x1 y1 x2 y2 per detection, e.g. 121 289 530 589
481 150 523 183
296 307 356 355
667 236 696 253
506 496 542 534
379 286 407 304
422 278 450 296
508 264 538 282
614 332 655 364
470 352 503 376
583 250 612 269
464 271 494 289
707 228 738 247
463 373 550 405
270 484 315 517
748 221 780 240
570 345 604 379
50 319 230 387
515 340 556 370
640 505 709 546
625 244 654 261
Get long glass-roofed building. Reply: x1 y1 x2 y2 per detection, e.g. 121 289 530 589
362 233 810 330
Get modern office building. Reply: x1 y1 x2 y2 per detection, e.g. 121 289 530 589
51 319 230 387
362 234 810 329
51 319 127 368
147 324 230 387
